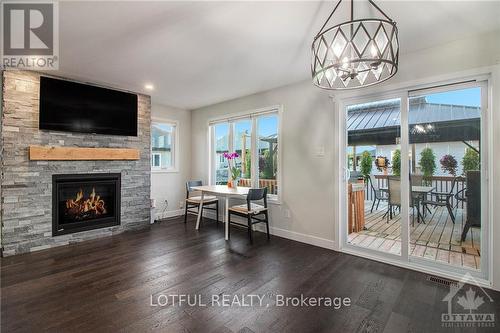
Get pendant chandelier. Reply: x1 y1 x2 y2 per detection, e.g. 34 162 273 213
311 0 399 90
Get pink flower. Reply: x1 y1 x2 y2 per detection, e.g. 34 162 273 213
223 152 239 160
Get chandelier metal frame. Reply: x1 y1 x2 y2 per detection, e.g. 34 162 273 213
312 0 399 90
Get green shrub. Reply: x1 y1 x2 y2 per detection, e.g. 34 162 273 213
462 148 480 174
360 151 373 181
392 149 401 176
419 147 436 184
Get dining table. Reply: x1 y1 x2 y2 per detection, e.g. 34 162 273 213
380 185 434 223
191 185 249 240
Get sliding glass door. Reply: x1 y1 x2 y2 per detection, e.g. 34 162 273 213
408 84 486 272
345 98 402 256
341 80 489 279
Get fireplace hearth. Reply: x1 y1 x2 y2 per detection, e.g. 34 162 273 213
52 174 121 236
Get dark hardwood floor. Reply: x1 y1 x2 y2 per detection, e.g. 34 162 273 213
2 216 500 333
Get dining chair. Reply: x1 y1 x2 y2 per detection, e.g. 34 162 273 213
184 180 219 227
369 174 387 213
422 177 457 224
228 188 269 243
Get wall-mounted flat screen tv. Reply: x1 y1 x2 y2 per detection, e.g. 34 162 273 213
39 76 138 136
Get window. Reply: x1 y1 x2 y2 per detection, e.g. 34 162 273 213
209 107 281 200
152 153 161 168
151 120 178 171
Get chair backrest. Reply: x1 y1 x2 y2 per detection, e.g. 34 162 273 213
247 188 268 209
369 174 379 192
411 174 423 187
387 176 401 206
449 177 458 194
186 180 203 198
466 171 481 226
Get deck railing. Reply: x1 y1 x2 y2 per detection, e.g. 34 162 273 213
239 178 278 195
364 175 466 208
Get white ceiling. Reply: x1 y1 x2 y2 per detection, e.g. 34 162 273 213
54 1 500 109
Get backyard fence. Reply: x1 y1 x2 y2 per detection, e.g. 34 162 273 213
239 178 278 195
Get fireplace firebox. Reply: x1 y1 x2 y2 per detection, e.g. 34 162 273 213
52 173 121 236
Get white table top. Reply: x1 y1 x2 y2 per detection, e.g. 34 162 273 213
191 185 249 196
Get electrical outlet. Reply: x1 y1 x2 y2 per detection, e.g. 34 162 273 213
283 208 291 219
179 201 184 209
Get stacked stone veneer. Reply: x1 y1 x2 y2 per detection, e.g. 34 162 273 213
1 71 151 256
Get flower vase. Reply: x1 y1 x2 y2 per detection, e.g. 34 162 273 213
232 178 239 189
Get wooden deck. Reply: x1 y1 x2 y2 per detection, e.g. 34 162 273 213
348 202 481 270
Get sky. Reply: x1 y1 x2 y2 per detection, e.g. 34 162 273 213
424 87 481 107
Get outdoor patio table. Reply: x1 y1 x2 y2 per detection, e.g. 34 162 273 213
380 185 434 223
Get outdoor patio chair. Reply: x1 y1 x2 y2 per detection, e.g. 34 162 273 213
421 177 457 224
386 176 402 223
385 176 419 226
411 173 431 215
461 171 481 241
184 180 219 227
369 174 387 213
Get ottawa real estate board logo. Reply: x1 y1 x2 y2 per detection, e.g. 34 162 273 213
441 273 495 328
1 1 59 70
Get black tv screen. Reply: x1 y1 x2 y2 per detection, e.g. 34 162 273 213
39 76 138 136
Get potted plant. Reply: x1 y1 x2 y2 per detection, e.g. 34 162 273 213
360 151 373 183
462 148 480 174
419 147 436 185
375 156 390 174
440 154 458 176
223 152 241 188
392 149 401 176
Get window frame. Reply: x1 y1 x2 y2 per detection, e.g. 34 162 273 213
208 105 283 203
151 117 179 173
151 152 162 168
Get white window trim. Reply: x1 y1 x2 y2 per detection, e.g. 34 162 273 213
151 117 179 173
208 105 283 203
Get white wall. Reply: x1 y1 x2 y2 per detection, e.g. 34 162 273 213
192 80 335 247
151 103 191 219
191 30 500 287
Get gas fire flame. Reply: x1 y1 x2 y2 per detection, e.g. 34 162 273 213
66 187 107 218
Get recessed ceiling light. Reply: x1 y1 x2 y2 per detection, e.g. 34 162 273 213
144 84 154 91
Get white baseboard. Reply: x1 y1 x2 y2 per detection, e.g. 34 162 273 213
155 209 184 221
265 226 336 250
202 210 336 251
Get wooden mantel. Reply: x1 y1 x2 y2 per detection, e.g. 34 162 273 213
29 145 140 161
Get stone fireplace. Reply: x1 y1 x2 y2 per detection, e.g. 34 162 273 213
1 71 151 256
52 173 121 236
